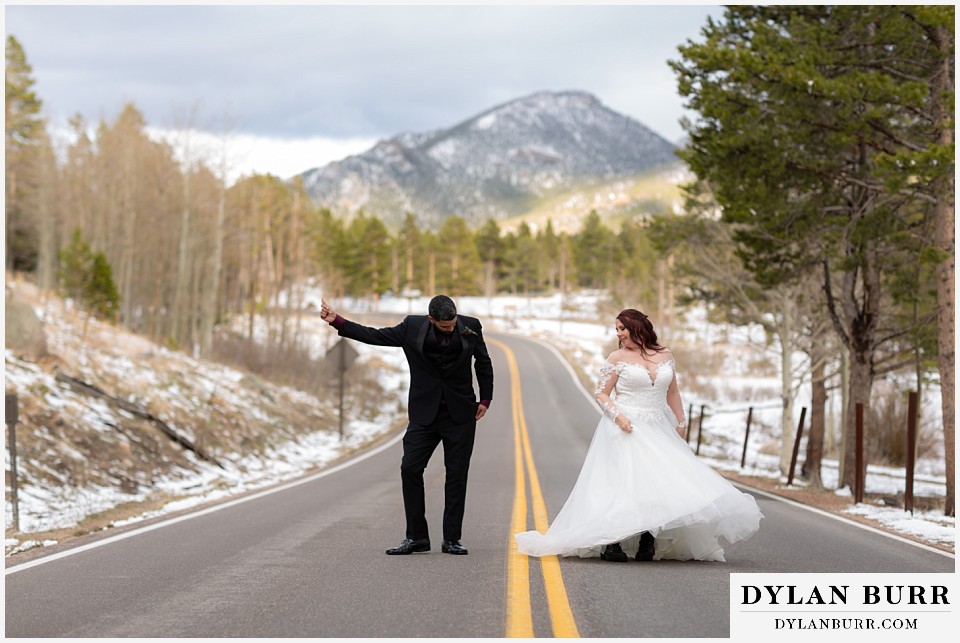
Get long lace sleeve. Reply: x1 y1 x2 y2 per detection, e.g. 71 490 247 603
594 362 622 422
665 360 686 428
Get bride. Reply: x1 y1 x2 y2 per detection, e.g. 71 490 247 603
515 309 762 562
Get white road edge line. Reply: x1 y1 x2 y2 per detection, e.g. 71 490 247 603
734 482 954 559
521 333 954 560
5 429 406 575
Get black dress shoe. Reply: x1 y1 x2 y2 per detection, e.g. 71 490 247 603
441 540 468 555
636 532 655 561
600 542 628 562
385 538 430 555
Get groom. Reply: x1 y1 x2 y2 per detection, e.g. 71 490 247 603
319 295 493 555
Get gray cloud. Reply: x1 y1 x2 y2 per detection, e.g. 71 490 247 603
5 4 721 143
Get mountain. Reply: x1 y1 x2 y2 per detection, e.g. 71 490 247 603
299 90 678 228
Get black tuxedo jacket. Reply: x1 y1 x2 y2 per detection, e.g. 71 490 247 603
337 314 494 426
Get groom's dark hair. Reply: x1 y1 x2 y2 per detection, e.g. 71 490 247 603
428 295 457 321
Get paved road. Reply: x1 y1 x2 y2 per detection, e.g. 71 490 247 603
4 331 953 638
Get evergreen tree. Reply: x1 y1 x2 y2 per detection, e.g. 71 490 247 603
573 211 614 288
475 218 503 298
538 219 561 291
397 212 422 294
437 215 481 296
511 222 540 295
58 227 120 321
5 35 46 272
59 228 93 305
343 211 392 299
673 5 953 501
613 218 657 307
85 252 120 321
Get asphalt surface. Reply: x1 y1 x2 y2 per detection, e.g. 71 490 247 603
4 331 953 637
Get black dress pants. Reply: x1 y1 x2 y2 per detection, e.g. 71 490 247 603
401 404 477 542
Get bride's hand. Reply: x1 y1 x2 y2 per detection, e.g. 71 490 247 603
616 415 633 433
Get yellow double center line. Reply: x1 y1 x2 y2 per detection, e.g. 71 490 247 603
492 338 579 638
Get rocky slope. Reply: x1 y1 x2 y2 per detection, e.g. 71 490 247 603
4 278 407 546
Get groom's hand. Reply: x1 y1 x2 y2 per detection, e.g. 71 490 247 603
475 403 488 420
320 298 337 323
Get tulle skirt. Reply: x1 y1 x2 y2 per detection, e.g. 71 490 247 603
515 403 762 561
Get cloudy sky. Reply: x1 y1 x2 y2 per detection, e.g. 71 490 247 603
5 3 723 181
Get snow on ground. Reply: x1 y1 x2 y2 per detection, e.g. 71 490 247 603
6 287 952 555
4 283 411 555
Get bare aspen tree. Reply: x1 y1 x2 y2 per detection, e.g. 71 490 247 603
35 133 60 292
199 110 235 356
170 105 203 344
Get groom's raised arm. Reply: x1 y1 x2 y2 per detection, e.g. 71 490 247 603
320 298 407 347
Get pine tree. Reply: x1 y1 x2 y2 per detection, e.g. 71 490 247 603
85 252 120 321
5 35 46 272
573 211 614 288
673 6 952 500
58 227 120 321
59 228 93 305
398 212 422 295
475 219 502 298
437 215 481 296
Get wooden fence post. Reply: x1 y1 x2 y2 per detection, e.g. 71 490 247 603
5 394 20 532
740 406 753 469
686 402 694 444
695 404 706 455
786 407 807 486
904 392 918 514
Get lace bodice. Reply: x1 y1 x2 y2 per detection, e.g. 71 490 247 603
594 359 678 423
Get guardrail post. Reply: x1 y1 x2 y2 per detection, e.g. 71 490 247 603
686 402 693 444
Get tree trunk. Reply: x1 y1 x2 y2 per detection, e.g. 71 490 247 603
838 346 850 482
665 253 676 332
802 352 827 489
935 196 954 516
931 23 955 517
406 244 414 292
840 248 879 492
200 168 226 355
171 167 192 344
778 332 795 476
777 295 797 475
36 141 59 292
559 240 568 295
842 353 873 490
119 202 137 327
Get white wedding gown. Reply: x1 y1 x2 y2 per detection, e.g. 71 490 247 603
515 359 762 561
